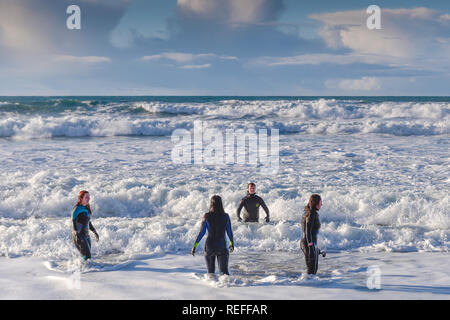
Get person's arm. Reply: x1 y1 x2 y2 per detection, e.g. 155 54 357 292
305 214 313 246
88 221 96 233
192 219 208 255
260 198 270 222
236 198 245 221
72 219 78 232
89 221 99 241
72 207 79 232
72 213 83 233
226 216 234 252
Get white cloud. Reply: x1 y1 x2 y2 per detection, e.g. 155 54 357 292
310 7 450 60
252 53 403 67
138 52 238 63
252 7 450 74
0 0 131 55
0 3 50 52
325 77 381 91
54 55 112 63
139 52 216 63
177 0 283 25
179 63 211 69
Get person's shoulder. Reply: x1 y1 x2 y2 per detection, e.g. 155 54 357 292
72 205 84 218
75 205 89 214
203 212 211 220
222 213 232 223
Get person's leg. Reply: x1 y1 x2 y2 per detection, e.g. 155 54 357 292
217 252 229 275
204 255 215 274
301 240 312 274
72 232 83 255
312 245 319 274
307 245 317 274
78 234 91 260
86 237 92 259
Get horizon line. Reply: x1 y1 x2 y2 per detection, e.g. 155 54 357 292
1 95 450 98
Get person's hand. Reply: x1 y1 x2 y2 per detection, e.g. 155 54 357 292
71 230 78 239
191 247 196 256
229 244 234 253
265 216 270 223
93 231 99 242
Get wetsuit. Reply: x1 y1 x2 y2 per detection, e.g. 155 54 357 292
236 193 270 222
300 207 321 274
71 205 97 260
194 212 234 275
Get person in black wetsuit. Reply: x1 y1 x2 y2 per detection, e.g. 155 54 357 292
192 195 234 276
300 194 322 275
71 190 99 261
236 182 270 222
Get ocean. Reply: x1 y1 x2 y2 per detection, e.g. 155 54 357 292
0 96 448 262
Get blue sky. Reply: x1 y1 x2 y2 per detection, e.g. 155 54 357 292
0 0 449 95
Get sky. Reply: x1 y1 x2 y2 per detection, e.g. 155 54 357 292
0 0 449 96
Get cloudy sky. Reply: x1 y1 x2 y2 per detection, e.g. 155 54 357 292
0 0 449 95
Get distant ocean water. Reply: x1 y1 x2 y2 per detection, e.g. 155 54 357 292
0 96 448 138
0 96 448 260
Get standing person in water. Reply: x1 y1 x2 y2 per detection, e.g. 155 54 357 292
192 195 234 276
236 182 270 223
71 190 99 261
301 194 322 275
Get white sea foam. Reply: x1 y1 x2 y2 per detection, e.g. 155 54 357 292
0 98 448 262
0 114 447 139
133 99 449 120
0 185 448 261
0 116 194 138
0 132 448 260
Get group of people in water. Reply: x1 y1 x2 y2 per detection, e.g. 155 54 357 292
71 183 323 276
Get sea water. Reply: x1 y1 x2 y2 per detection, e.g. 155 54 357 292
0 96 448 264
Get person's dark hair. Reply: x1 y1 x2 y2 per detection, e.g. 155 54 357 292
304 194 321 217
208 195 225 215
248 182 255 188
73 190 93 215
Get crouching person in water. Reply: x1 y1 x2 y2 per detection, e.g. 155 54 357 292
71 190 99 261
192 195 234 276
300 194 322 275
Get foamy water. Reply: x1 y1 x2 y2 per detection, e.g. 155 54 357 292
0 98 448 138
0 97 448 262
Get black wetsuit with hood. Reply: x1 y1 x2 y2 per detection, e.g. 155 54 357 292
236 192 270 222
300 206 321 274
